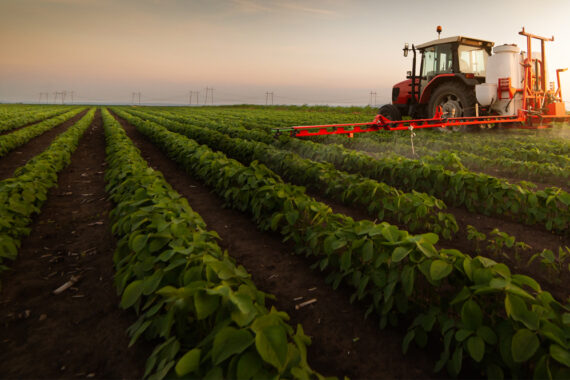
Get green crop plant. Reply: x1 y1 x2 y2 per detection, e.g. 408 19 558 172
528 247 570 277
466 225 486 254
0 108 85 158
110 106 570 379
101 109 323 380
115 108 459 239
0 108 95 279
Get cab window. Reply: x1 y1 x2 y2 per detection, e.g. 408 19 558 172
422 44 453 79
458 45 488 76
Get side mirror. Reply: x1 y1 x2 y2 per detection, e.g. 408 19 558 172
403 43 409 57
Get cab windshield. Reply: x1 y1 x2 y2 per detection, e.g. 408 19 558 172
458 45 488 76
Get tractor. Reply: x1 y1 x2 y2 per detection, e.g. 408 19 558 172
379 26 494 121
273 27 569 138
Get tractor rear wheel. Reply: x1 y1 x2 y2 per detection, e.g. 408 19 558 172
428 82 477 131
378 104 402 121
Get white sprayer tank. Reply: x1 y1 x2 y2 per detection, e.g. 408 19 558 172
475 44 523 115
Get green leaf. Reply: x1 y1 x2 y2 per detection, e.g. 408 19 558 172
461 299 483 330
131 234 148 253
467 335 485 362
511 329 539 363
505 294 538 330
212 327 254 365
450 345 463 376
400 266 415 297
486 363 504 380
255 325 288 370
430 260 453 281
175 348 201 376
237 351 263 379
142 270 164 296
120 280 144 309
392 246 411 263
550 344 570 367
340 251 352 271
361 240 373 262
285 210 299 225
0 236 18 260
476 326 497 345
195 290 220 320
455 329 472 342
402 330 415 354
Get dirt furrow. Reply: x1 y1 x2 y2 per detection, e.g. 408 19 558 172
0 109 89 181
113 114 443 379
0 109 150 378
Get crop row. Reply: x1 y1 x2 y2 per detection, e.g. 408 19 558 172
358 131 570 167
0 105 56 122
101 108 322 380
337 137 569 187
0 108 95 276
0 108 85 158
141 106 370 131
135 107 570 233
360 124 570 155
0 106 75 133
115 108 570 378
117 108 458 239
270 136 570 234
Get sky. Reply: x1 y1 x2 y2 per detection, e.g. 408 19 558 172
1 0 570 106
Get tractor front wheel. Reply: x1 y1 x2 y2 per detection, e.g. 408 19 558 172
378 104 402 121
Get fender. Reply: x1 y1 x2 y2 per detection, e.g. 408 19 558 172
418 74 479 104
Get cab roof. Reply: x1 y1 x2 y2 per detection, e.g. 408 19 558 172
416 36 495 50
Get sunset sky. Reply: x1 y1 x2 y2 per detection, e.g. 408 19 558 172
1 0 570 105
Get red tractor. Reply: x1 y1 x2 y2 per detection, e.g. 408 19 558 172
274 27 569 137
379 28 494 121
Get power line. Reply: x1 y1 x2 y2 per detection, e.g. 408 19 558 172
203 87 214 105
369 91 377 106
132 92 141 105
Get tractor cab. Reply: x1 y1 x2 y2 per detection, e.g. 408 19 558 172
417 36 493 81
383 33 494 120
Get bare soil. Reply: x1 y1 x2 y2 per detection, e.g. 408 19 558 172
0 110 150 379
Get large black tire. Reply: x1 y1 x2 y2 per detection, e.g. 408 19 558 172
428 82 477 132
378 104 402 121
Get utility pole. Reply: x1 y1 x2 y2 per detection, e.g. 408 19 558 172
70 91 74 104
61 90 67 104
131 92 141 105
369 91 377 106
265 92 274 105
53 92 59 104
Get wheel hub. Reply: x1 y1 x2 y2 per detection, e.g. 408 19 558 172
440 98 463 117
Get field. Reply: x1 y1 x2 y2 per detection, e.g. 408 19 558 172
0 104 569 379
